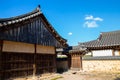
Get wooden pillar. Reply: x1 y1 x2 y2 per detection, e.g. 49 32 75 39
0 40 3 80
80 56 82 70
91 51 93 57
54 47 57 72
71 54 74 69
112 50 115 56
67 54 71 69
118 50 120 56
33 44 36 77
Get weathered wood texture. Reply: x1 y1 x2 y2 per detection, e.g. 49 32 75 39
2 52 34 79
71 54 82 70
0 17 62 47
2 53 56 79
2 41 34 53
0 40 3 79
67 54 71 69
36 54 56 75
36 45 55 54
0 40 56 79
2 40 55 54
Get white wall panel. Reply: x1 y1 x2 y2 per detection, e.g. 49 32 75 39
92 50 112 56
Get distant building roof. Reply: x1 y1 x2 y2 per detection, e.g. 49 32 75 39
79 30 120 50
62 46 87 55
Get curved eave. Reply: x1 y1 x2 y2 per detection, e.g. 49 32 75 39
87 45 120 50
0 8 41 27
0 9 39 22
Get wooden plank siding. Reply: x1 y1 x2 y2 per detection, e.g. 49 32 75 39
71 53 82 71
36 45 55 54
0 17 62 47
2 52 34 79
1 40 56 79
2 41 35 53
2 52 56 79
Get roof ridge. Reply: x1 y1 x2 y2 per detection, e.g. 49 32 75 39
101 30 120 34
0 6 42 27
0 6 41 22
79 40 97 44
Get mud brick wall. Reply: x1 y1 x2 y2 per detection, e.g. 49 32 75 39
83 60 120 72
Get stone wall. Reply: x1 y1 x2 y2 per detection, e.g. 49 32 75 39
83 60 120 72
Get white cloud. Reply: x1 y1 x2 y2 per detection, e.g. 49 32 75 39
85 15 94 20
68 32 73 36
85 15 103 21
84 15 103 28
84 21 98 28
94 17 103 21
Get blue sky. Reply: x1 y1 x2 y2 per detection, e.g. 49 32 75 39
0 0 120 46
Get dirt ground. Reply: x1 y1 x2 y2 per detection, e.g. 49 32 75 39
12 71 120 80
57 71 120 80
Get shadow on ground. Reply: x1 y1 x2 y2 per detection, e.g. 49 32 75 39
114 77 120 80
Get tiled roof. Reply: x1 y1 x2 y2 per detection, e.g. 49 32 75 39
83 56 120 60
0 6 68 47
0 7 41 27
66 46 87 54
79 30 120 49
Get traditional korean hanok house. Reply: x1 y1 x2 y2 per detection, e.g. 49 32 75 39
79 30 120 72
80 30 120 57
0 6 68 79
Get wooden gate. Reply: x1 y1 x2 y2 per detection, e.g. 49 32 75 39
69 53 83 71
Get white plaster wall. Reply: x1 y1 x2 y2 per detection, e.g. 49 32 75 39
115 50 119 56
92 50 112 56
86 52 92 55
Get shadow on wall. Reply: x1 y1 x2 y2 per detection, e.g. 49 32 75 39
56 58 68 74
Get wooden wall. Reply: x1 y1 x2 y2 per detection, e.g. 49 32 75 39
36 45 55 54
36 54 56 75
1 40 56 79
2 53 56 79
2 53 34 79
0 16 62 47
0 40 3 79
2 41 34 53
2 40 55 54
